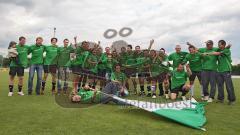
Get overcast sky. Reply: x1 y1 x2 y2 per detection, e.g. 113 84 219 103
0 0 239 64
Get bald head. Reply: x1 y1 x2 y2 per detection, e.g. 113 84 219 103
175 45 181 53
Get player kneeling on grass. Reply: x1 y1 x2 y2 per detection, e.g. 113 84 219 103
170 64 192 100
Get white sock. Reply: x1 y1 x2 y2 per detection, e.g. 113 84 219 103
200 85 204 97
190 85 194 96
151 85 156 93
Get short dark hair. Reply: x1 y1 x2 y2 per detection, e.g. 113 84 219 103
51 37 58 42
115 64 121 67
150 49 156 53
115 64 121 69
36 37 43 41
178 63 184 67
143 49 149 52
63 38 69 42
218 40 226 46
135 45 140 48
82 41 88 45
188 45 195 49
19 36 26 41
127 45 132 49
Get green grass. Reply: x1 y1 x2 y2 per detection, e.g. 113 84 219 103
0 71 239 135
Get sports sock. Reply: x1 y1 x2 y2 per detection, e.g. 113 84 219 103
18 85 22 92
147 86 151 93
158 83 163 95
41 81 46 91
190 85 194 96
140 85 144 92
151 85 156 94
52 82 56 91
9 85 13 92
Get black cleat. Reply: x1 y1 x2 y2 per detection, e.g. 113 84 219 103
147 92 152 97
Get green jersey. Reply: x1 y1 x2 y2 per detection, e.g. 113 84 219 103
44 45 59 65
133 51 143 59
119 52 128 65
86 54 99 71
81 51 90 68
57 46 74 67
168 52 188 69
217 48 232 72
126 51 134 59
183 52 202 72
171 69 188 89
198 47 218 71
71 46 84 66
97 53 108 70
123 51 137 68
111 71 127 84
10 44 29 68
150 57 169 77
106 58 118 73
29 44 45 65
137 57 151 72
78 89 101 103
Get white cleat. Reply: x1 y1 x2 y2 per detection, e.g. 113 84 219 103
165 94 169 99
152 95 156 99
182 96 187 101
207 98 213 103
8 92 13 96
17 91 24 96
203 96 209 101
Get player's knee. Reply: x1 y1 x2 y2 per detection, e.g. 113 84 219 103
185 84 191 91
170 93 177 100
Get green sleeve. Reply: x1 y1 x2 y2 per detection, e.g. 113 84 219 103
213 47 219 51
198 48 205 53
82 51 90 68
122 73 127 81
43 45 46 52
68 46 74 53
28 45 33 54
110 72 116 81
185 72 188 80
101 54 108 63
221 49 231 55
182 54 189 64
168 54 173 61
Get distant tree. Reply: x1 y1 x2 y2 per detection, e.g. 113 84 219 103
0 55 3 67
2 57 10 68
232 64 240 75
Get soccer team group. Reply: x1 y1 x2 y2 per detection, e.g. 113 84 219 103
7 36 236 105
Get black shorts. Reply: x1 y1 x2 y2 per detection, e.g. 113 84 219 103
9 67 24 77
81 68 92 76
43 65 57 74
71 65 82 74
171 84 186 94
150 72 168 82
97 69 106 79
124 68 136 78
189 71 202 82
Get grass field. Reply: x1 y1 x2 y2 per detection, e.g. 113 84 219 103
0 71 239 135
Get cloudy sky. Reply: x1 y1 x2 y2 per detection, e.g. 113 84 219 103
0 0 239 64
